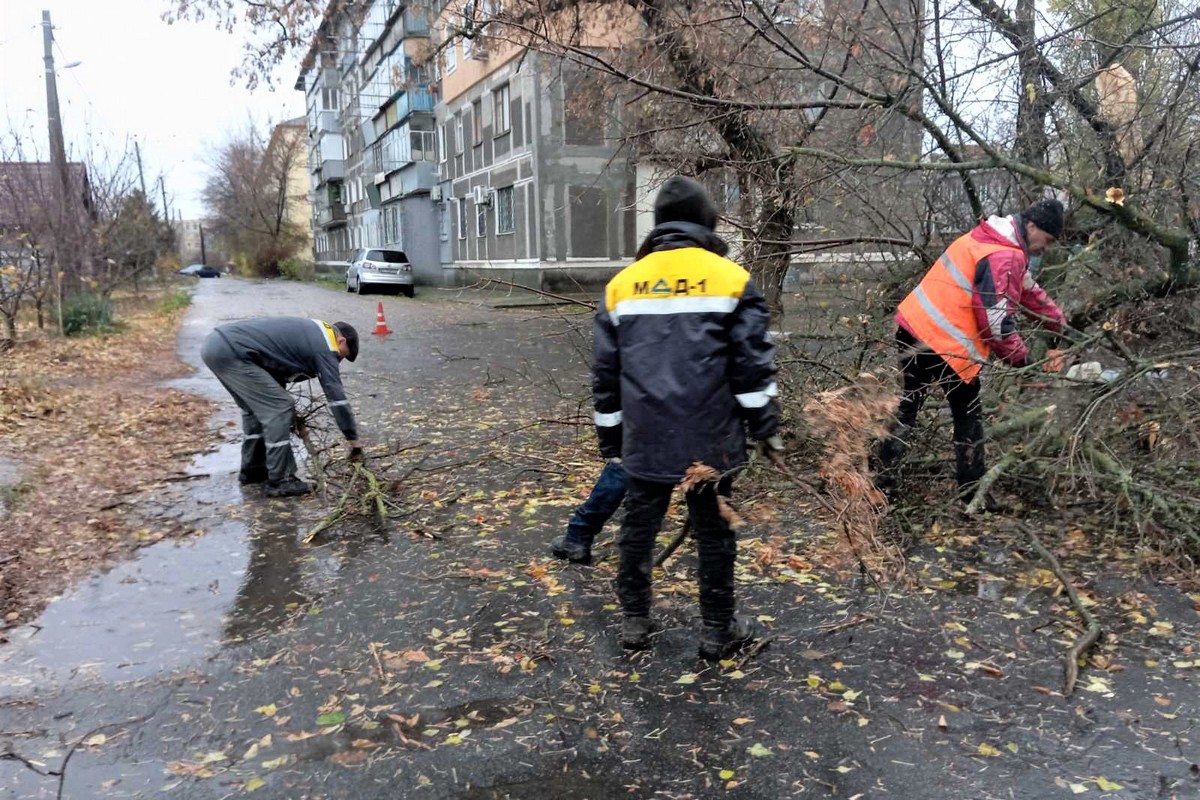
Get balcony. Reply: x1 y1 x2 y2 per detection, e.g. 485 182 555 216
316 203 347 228
317 158 346 181
314 110 339 135
371 125 436 174
392 88 434 122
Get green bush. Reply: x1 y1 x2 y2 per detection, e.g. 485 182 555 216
158 288 192 315
62 293 118 336
278 258 315 282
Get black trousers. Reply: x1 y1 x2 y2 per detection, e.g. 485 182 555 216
877 327 985 492
616 476 737 631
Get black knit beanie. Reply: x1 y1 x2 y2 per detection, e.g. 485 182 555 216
653 176 719 231
333 321 358 362
1021 199 1064 239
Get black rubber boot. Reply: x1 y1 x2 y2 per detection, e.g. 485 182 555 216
698 616 760 661
955 439 989 509
238 466 269 485
621 616 653 650
550 536 591 564
873 423 912 495
265 477 312 498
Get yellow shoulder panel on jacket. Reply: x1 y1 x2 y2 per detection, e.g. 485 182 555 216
606 249 748 312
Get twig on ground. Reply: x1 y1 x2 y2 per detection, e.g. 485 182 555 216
1 748 53 776
1022 523 1101 696
159 473 209 483
816 613 876 633
56 700 167 800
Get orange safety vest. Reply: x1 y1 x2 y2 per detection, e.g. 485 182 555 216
897 233 1021 383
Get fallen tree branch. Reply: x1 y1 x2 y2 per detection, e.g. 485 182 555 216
1022 523 1101 696
967 411 1057 515
653 517 692 568
477 277 597 310
301 459 398 544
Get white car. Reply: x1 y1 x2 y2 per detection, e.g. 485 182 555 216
345 248 414 297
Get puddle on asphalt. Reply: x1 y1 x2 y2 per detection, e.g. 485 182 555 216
0 441 321 693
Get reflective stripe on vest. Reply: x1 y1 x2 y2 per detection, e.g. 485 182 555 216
896 234 1020 382
310 319 340 354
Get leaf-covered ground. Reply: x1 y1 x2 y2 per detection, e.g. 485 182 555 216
0 289 216 631
1 279 1197 799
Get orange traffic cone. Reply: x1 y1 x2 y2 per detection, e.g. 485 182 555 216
371 301 392 336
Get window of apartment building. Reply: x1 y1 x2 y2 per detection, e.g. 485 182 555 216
495 186 515 234
476 197 487 237
444 40 457 73
411 128 435 161
457 198 468 239
492 84 510 135
471 99 483 145
463 33 474 60
437 125 447 162
322 88 340 110
454 114 465 153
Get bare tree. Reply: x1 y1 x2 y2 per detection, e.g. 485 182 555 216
0 134 95 342
203 122 308 276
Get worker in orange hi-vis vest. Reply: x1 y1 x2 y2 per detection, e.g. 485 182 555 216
874 199 1067 510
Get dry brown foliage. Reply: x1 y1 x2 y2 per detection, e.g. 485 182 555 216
679 463 743 530
801 371 905 579
0 291 216 628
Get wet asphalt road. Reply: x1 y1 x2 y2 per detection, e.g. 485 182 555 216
1 278 1199 799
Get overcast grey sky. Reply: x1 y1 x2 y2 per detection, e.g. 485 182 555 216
0 0 304 220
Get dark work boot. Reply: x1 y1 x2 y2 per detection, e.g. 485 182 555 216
265 477 312 498
698 616 760 661
550 535 591 564
238 466 269 485
872 423 912 495
621 616 653 650
955 439 997 511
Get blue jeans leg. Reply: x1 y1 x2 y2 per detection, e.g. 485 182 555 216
564 462 627 550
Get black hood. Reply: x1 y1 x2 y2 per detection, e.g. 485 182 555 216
635 221 730 260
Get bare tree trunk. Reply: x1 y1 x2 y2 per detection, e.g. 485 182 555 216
746 188 797 319
1014 0 1051 203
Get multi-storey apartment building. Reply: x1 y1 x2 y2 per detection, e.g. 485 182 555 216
297 0 438 277
431 3 638 289
297 0 639 289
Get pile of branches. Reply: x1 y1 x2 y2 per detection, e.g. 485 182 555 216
976 298 1200 560
290 385 427 544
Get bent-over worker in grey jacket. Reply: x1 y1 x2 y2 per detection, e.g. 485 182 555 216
200 317 362 498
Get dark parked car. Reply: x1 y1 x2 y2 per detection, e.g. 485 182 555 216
195 266 221 278
178 264 220 278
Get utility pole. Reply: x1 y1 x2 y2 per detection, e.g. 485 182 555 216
199 223 207 265
158 175 169 220
42 9 69 331
134 139 147 196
